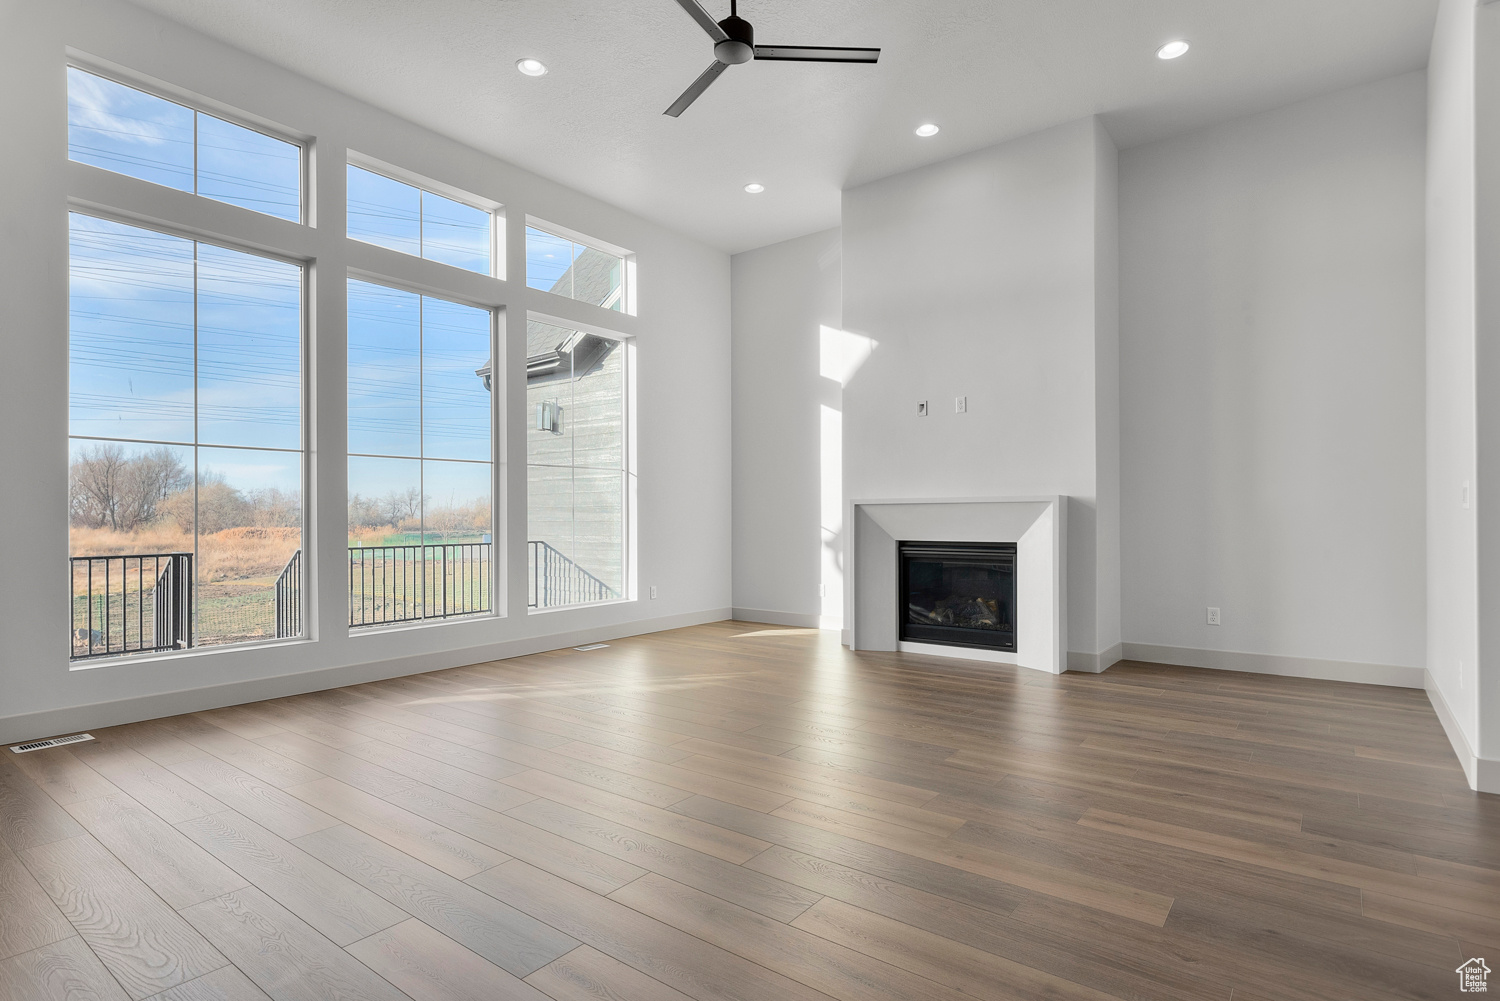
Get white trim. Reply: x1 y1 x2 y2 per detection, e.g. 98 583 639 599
347 149 503 214
732 607 824 629
0 608 731 746
1067 642 1123 674
345 263 505 311
1424 669 1500 793
526 309 631 346
846 495 1066 674
898 640 1024 668
1120 642 1424 689
67 48 314 145
523 214 632 263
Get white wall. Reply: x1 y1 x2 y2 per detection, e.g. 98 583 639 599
1093 122 1123 664
1473 0 1500 773
0 0 731 743
730 228 842 628
1119 73 1428 682
1427 0 1482 757
840 118 1121 663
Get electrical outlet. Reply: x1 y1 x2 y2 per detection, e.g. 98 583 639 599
1463 481 1471 510
1206 607 1221 625
819 583 827 597
649 586 658 600
916 400 928 417
955 396 967 413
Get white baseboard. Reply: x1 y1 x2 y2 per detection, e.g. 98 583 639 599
1119 642 1424 690
1424 670 1500 794
731 607 823 629
1483 757 1500 794
1067 643 1123 674
0 607 733 746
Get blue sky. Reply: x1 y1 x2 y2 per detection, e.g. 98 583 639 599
347 279 492 533
69 66 300 221
69 214 302 496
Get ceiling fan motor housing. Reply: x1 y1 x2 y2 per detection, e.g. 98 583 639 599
715 15 755 64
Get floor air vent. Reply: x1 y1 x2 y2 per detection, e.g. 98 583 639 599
10 733 94 753
574 643 610 651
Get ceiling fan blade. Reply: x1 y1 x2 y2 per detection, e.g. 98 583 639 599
754 45 880 63
672 0 729 43
664 60 730 117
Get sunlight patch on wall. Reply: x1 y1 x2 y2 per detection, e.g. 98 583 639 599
821 403 844 630
819 325 875 387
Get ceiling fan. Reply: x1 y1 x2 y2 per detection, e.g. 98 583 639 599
664 0 880 117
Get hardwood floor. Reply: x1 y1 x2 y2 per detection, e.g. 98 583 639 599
0 621 1494 1000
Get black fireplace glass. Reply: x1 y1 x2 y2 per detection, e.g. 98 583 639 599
900 541 1016 652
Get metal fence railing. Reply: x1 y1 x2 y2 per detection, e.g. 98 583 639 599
349 543 492 628
528 540 616 608
274 549 302 639
70 552 192 660
71 538 621 653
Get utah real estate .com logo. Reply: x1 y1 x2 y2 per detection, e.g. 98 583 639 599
1458 958 1491 993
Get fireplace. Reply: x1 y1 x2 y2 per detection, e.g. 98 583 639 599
899 541 1016 652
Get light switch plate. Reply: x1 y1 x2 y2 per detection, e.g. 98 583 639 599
916 401 928 417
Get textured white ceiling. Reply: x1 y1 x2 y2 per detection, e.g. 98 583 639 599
127 0 1437 253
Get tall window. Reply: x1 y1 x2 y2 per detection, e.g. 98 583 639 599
347 280 494 626
525 225 628 312
347 164 495 276
67 67 301 222
69 214 303 659
526 319 628 608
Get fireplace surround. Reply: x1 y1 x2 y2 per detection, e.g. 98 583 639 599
900 541 1017 651
848 496 1065 673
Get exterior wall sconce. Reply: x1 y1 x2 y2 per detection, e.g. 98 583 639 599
537 400 564 434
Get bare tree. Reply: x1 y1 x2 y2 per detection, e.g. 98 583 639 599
347 493 382 533
244 487 300 528
382 487 422 527
69 443 128 529
69 444 188 531
123 448 190 527
193 478 251 534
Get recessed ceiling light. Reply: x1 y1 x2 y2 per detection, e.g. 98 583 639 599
517 58 548 77
1156 40 1190 60
744 183 765 194
915 123 940 137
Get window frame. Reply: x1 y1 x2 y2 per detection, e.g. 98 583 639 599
346 150 506 280
66 55 310 226
523 310 635 613
524 216 636 316
344 272 503 632
65 206 313 666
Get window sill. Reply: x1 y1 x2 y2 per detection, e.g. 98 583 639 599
526 596 634 615
67 635 314 672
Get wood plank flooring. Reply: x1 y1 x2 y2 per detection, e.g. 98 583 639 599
0 621 1495 1001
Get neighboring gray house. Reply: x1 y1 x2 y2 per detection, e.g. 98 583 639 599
479 244 627 605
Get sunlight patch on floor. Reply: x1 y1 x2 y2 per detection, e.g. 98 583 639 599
731 627 822 638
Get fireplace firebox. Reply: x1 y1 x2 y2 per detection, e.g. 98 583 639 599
899 541 1016 652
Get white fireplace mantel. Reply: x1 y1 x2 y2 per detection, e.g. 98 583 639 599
846 496 1067 674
